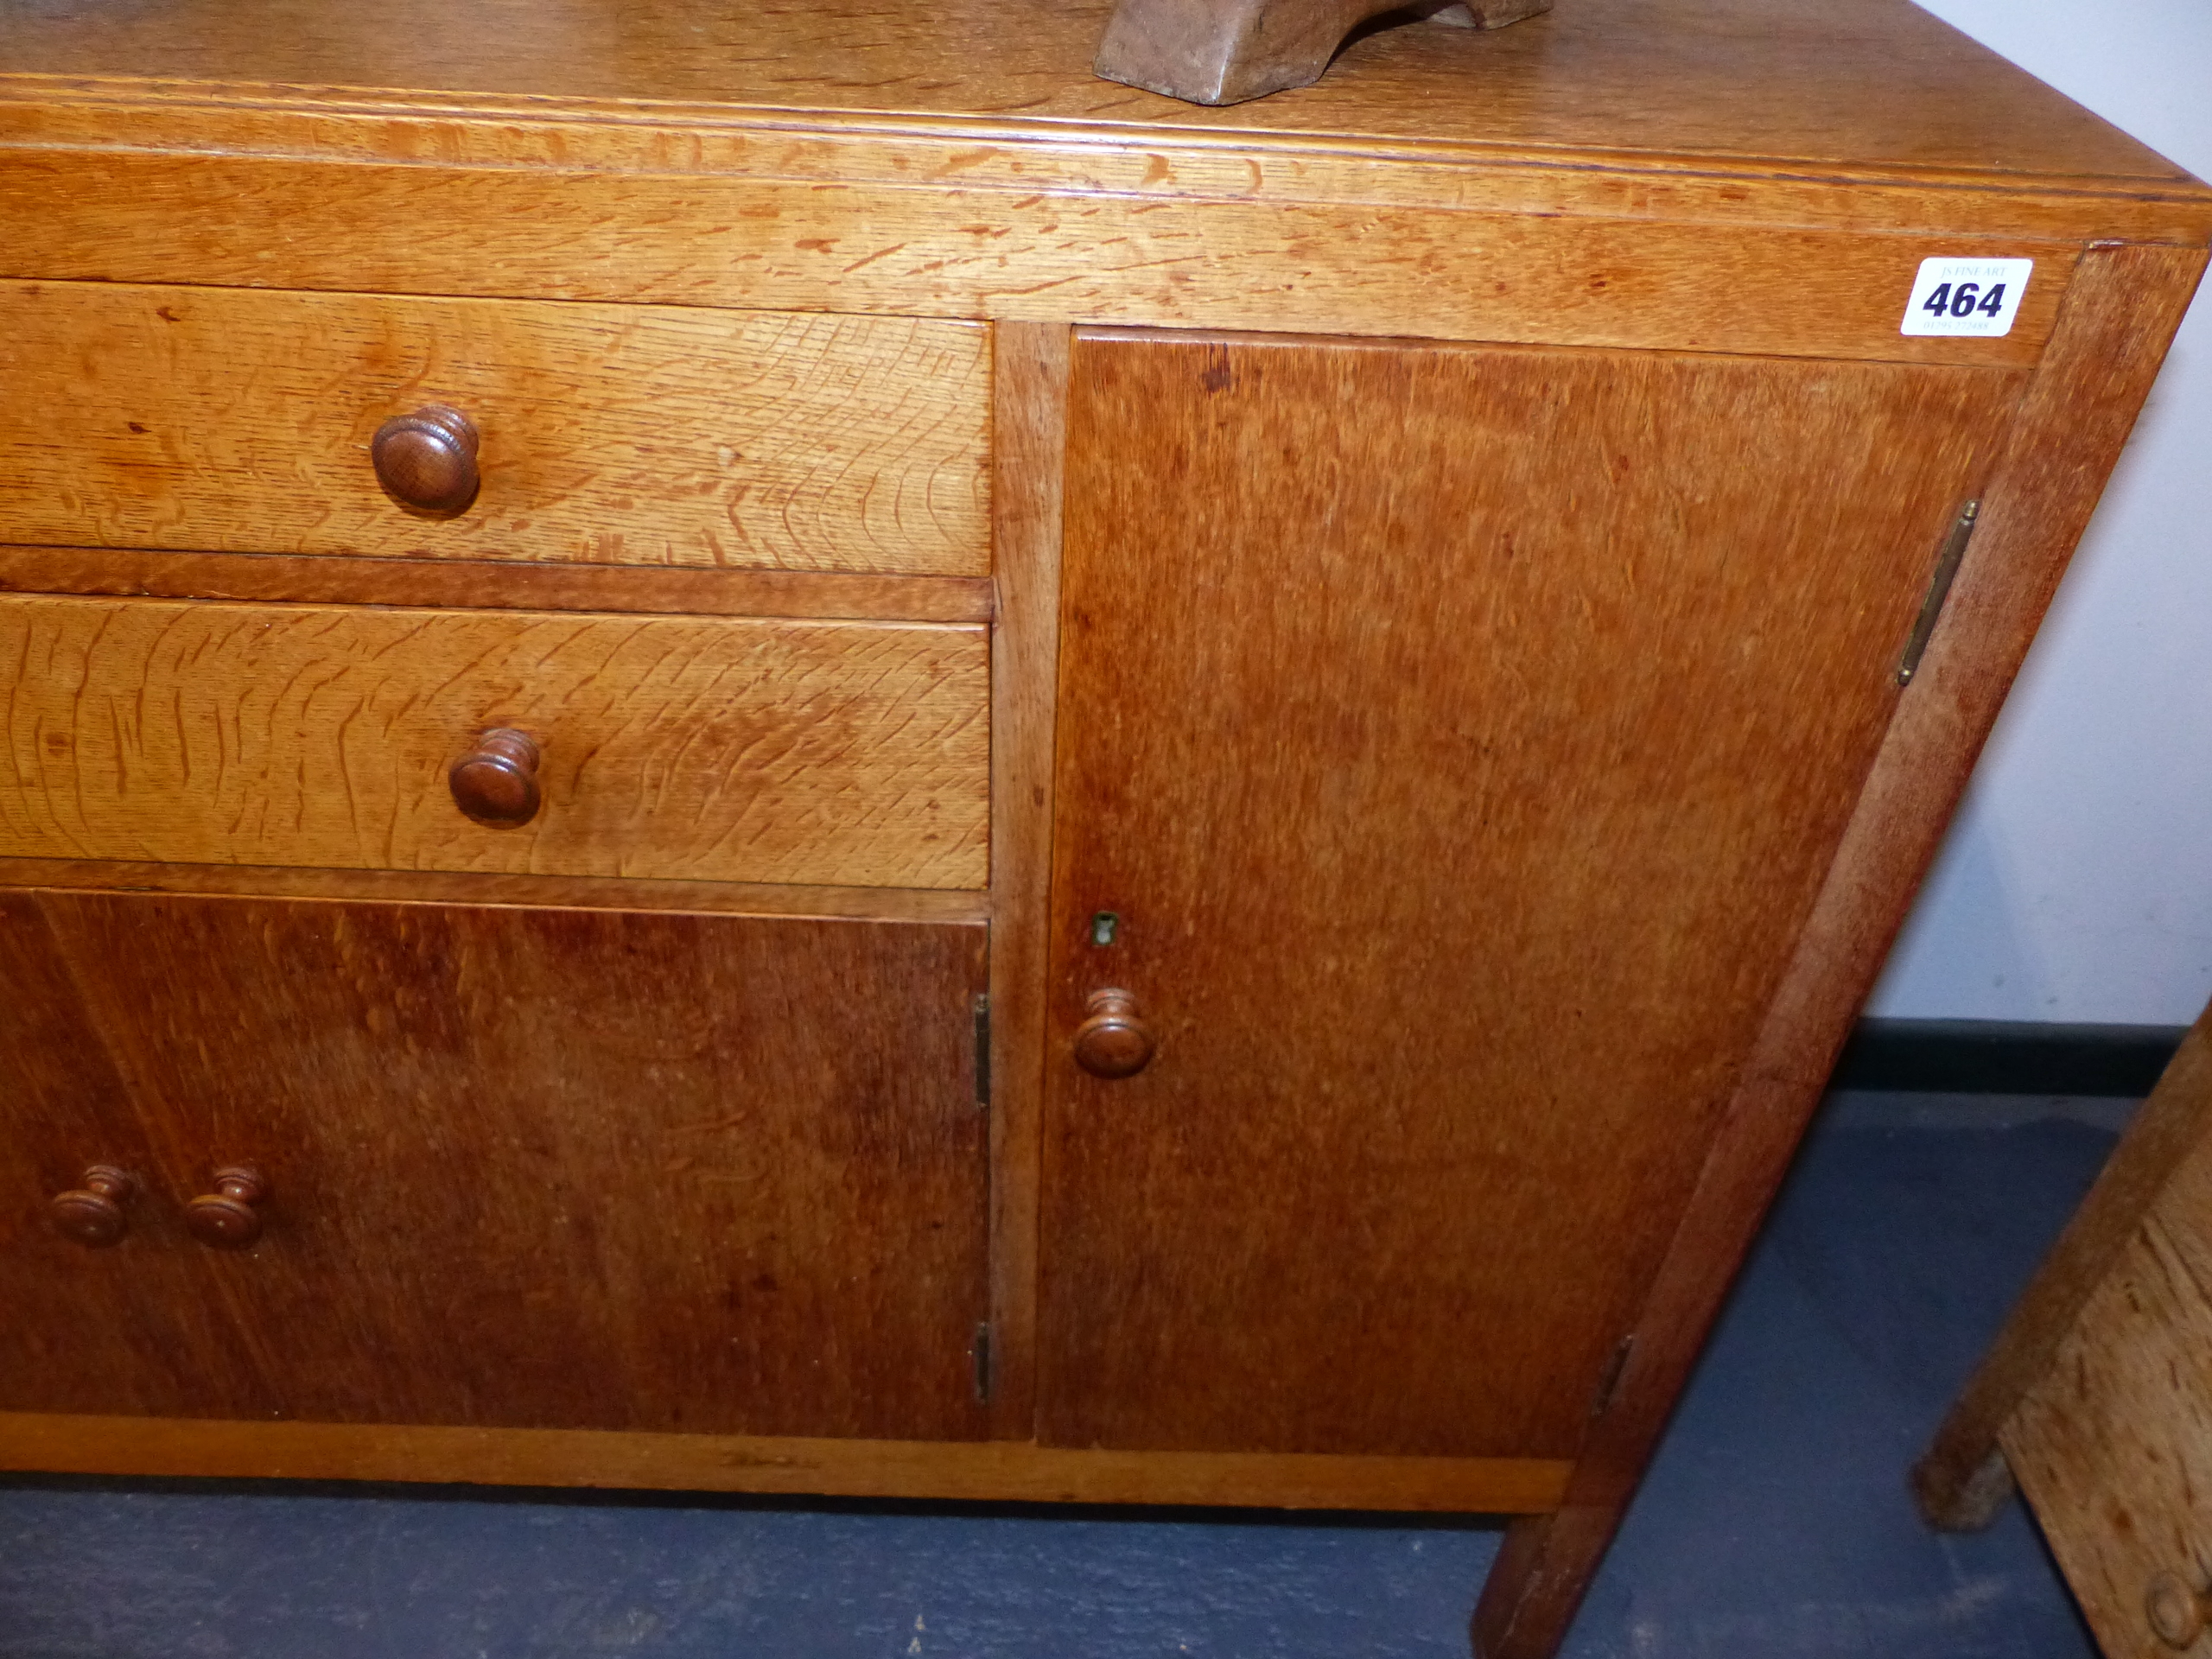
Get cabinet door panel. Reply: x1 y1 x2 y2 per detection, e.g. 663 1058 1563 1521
0 893 272 1416
1040 333 2024 1459
0 891 989 1441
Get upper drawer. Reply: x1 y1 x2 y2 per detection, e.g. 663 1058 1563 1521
0 593 988 889
0 281 990 575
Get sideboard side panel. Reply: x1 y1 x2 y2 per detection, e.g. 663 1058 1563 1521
1472 238 2212 1659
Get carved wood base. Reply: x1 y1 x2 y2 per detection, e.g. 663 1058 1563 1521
1094 0 1549 106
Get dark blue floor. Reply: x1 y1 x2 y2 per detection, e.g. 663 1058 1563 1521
0 1101 2117 1657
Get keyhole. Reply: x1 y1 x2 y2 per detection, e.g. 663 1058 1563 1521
1090 912 1120 947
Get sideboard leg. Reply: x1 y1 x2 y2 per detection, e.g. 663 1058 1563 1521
1469 1510 1618 1659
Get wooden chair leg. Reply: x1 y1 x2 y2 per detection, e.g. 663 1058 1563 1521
1913 1004 2212 1531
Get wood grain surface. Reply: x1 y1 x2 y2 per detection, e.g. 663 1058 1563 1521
2004 1216 2212 1659
983 321 1071 1437
0 890 992 1440
0 282 990 575
0 547 996 625
1961 996 2212 1657
0 593 988 889
1039 329 2021 1460
1916 1002 2212 1529
0 893 271 1415
0 0 2191 188
0 857 990 923
0 157 2082 365
1472 242 2211 1659
0 1409 1573 1512
5 80 2202 250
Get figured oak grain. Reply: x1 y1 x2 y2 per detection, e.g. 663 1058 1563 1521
1916 1002 2212 1531
2004 1218 2212 1659
0 594 988 889
0 891 271 1416
0 282 991 575
0 0 2190 187
1938 995 2212 1657
1039 330 2023 1460
0 162 2076 365
0 891 993 1440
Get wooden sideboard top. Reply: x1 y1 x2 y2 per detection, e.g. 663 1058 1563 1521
2 0 2206 350
1 0 2206 207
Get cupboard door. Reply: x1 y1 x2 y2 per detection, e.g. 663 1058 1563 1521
0 891 989 1441
1039 332 2024 1459
0 893 271 1417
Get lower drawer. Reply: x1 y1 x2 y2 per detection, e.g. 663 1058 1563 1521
0 591 988 889
0 281 992 576
0 887 991 1441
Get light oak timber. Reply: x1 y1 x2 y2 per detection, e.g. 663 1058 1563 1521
0 858 990 925
4 80 2209 248
982 321 1071 1439
1470 240 2211 1659
0 546 997 624
2136 1090 2212 1313
0 282 990 576
0 1411 1573 1513
0 593 989 890
1925 994 2212 1651
0 0 2194 191
1915 1002 2212 1529
0 151 2078 365
2002 1220 2212 1659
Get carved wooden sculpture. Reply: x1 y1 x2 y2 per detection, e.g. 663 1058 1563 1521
1095 0 1549 105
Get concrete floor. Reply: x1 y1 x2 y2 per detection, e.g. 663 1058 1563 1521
0 1095 2116 1657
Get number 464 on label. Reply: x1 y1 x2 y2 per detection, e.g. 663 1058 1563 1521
1901 257 2034 338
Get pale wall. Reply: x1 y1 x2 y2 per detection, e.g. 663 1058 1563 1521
1864 0 2212 1025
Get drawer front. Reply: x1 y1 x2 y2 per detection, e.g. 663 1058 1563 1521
0 281 990 575
0 889 991 1440
0 594 988 889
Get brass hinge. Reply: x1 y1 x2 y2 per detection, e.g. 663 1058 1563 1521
974 1321 995 1404
1896 499 1980 687
1590 1334 1636 1419
973 994 991 1109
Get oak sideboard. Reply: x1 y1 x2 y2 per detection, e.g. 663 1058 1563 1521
0 0 2205 1651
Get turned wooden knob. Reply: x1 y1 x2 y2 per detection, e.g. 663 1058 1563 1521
2147 1571 2212 1649
371 404 480 514
448 728 542 827
50 1165 137 1247
1074 988 1156 1079
185 1166 270 1249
